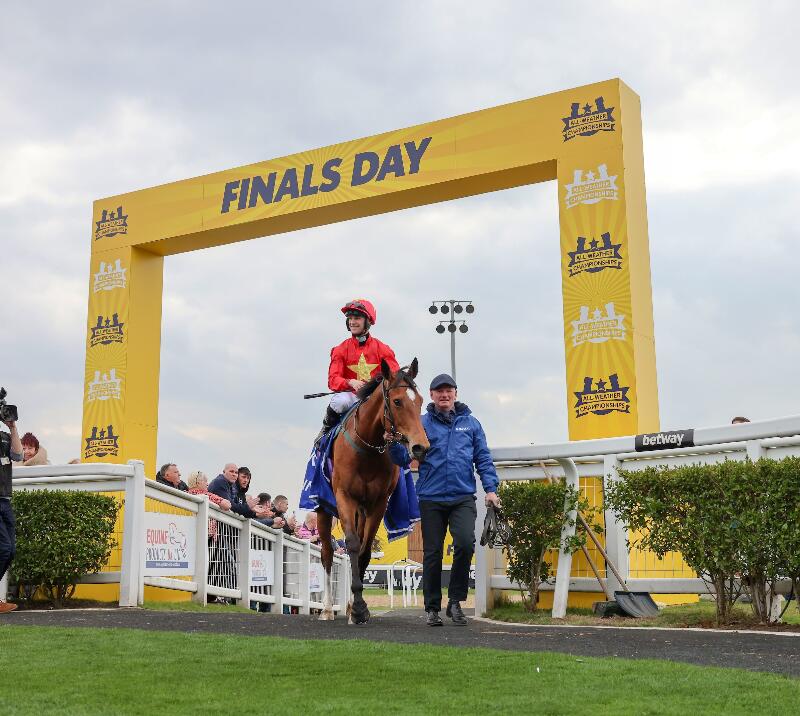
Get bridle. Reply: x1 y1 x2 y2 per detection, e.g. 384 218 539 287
480 503 512 548
351 371 419 453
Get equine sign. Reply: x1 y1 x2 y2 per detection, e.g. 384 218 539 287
250 550 274 586
81 78 659 472
143 513 195 576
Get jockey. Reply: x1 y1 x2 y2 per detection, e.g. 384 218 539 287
316 298 400 442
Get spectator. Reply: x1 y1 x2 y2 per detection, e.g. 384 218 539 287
188 470 231 559
296 511 320 544
156 463 188 492
187 471 231 513
732 416 751 424
20 432 49 466
235 466 257 510
1 411 23 613
254 492 286 529
208 463 268 519
272 495 297 535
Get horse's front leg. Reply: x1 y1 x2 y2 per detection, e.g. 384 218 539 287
359 510 384 588
336 494 369 624
316 510 335 621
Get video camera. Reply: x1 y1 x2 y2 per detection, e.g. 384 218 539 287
0 387 19 423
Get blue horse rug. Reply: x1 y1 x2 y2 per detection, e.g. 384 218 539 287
299 414 420 541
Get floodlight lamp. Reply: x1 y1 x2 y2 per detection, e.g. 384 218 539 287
454 304 463 314
436 324 446 334
465 303 475 314
459 324 468 333
447 323 457 333
440 304 449 314
429 305 438 314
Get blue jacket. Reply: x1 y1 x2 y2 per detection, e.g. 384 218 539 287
416 402 499 502
208 474 256 519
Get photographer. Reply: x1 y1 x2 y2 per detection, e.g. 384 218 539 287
0 388 23 613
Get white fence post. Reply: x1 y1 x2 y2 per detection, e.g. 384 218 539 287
193 499 210 605
474 489 492 616
746 439 766 462
338 555 350 613
602 454 629 594
273 530 284 614
552 458 579 618
237 518 252 607
300 540 311 614
121 460 146 607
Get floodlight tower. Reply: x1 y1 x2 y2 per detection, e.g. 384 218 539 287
428 300 474 383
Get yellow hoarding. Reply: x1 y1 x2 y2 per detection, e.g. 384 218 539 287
82 77 658 475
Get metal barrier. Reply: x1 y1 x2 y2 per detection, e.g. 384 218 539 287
475 414 800 618
6 461 350 613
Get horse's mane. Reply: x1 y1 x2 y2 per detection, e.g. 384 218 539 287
356 375 383 400
355 365 417 401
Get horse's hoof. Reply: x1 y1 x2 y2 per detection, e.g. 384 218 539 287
318 611 335 621
351 608 370 625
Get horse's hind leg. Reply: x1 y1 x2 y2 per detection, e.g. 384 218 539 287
316 510 335 621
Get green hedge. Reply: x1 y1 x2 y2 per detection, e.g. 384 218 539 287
11 490 119 606
499 479 601 612
606 457 800 625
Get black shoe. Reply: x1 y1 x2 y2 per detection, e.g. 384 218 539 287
426 610 443 627
314 407 340 447
446 601 467 625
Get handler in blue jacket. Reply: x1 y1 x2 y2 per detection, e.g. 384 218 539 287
417 374 499 627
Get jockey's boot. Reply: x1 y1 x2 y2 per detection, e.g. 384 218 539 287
313 406 340 448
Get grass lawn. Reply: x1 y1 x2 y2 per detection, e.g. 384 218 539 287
486 598 800 630
0 625 798 715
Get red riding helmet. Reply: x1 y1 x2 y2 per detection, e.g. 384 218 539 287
341 299 377 327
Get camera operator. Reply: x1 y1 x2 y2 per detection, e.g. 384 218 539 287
0 389 23 613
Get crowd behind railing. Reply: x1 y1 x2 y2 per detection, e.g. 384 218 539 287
154 461 346 606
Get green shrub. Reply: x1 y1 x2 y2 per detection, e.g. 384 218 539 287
11 490 119 607
499 479 600 612
606 457 800 625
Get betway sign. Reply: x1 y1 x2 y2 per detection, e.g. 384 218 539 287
634 429 695 452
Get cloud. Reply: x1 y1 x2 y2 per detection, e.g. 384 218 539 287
2 3 798 505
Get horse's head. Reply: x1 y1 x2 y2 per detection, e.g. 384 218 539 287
381 357 429 463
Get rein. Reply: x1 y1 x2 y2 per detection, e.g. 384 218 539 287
350 373 418 453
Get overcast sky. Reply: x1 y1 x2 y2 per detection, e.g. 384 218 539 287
3 1 798 504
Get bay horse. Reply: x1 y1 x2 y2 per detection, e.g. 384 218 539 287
317 358 429 624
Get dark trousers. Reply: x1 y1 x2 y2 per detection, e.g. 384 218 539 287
419 496 476 612
0 499 15 584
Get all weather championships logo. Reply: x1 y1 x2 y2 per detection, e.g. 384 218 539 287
564 164 619 208
87 369 122 402
562 97 615 142
89 314 125 347
84 424 120 459
95 206 128 240
574 373 630 418
93 259 127 293
571 302 626 346
146 522 190 569
567 232 623 276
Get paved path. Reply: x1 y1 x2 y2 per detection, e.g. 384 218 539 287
5 607 799 677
